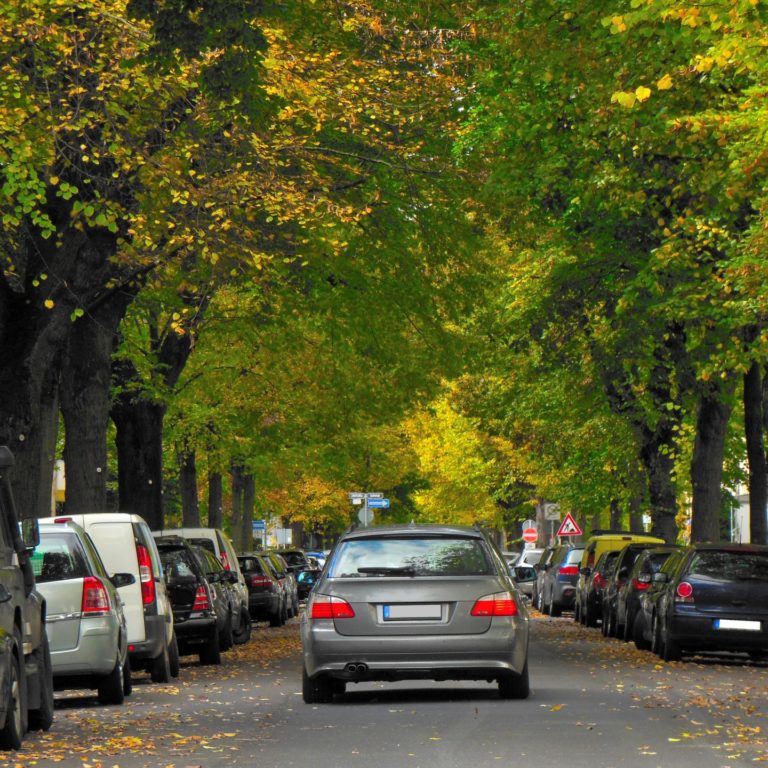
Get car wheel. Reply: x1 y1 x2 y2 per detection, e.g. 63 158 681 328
219 615 234 652
651 614 662 656
302 667 334 704
0 647 24 749
633 610 651 651
601 607 610 636
548 598 561 618
573 602 581 624
28 632 54 732
232 609 252 645
661 621 682 662
169 634 180 678
585 601 597 628
98 657 126 705
498 662 530 700
605 608 616 638
269 606 282 627
332 679 347 696
200 628 221 666
622 611 633 642
122 655 133 697
150 641 172 683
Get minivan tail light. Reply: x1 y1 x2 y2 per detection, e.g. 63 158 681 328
594 573 606 589
675 581 694 603
220 551 231 571
136 544 156 605
471 592 518 617
632 576 651 591
559 565 579 577
82 576 110 615
310 595 355 619
250 575 272 588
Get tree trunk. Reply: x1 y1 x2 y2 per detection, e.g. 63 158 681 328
60 293 134 513
231 464 244 549
745 363 767 543
179 449 200 527
241 473 255 551
609 498 621 530
112 390 166 529
208 471 223 528
690 384 733 543
639 434 678 544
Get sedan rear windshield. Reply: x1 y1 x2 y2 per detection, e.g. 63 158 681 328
329 536 493 578
687 550 768 580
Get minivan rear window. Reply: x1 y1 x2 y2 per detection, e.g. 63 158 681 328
330 536 492 578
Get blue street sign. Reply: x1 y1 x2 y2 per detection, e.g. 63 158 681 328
367 498 390 509
252 520 267 533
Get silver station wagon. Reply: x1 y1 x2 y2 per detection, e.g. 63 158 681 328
300 524 530 702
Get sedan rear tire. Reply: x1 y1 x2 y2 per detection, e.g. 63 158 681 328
200 628 221 666
302 667 334 704
498 662 530 700
150 641 172 684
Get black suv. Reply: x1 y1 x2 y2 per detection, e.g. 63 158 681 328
0 446 54 749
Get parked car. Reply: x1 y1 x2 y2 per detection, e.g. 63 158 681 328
575 549 621 627
579 532 666 577
33 522 133 704
237 553 286 626
532 546 557 610
296 566 322 600
538 545 585 617
271 548 310 576
0 446 54 749
301 524 530 702
510 564 537 600
513 548 545 567
636 549 687 652
647 544 768 662
191 546 242 652
158 527 251 644
260 551 299 617
41 513 178 683
615 546 680 644
154 536 231 665
602 542 669 638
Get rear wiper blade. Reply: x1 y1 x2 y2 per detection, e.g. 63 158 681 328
358 566 417 577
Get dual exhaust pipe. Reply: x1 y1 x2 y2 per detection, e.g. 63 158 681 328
345 662 369 675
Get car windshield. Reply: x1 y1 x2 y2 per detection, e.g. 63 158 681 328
687 550 768 580
329 536 492 578
278 552 307 566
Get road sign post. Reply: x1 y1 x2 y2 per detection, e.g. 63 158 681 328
349 492 387 525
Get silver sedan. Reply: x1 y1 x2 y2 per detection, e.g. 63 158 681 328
300 524 530 702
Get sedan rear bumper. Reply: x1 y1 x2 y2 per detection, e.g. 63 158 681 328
670 612 768 653
302 619 528 680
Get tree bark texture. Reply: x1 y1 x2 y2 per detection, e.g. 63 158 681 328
241 473 255 551
231 463 244 549
180 449 200 527
690 384 733 543
208 471 223 528
112 391 165 529
60 292 134 513
744 363 767 544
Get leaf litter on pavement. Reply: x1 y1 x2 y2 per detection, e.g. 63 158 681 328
9 622 302 767
530 607 768 764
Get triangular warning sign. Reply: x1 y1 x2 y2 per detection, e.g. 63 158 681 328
556 512 583 537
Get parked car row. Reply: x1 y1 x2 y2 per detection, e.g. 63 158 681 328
569 536 768 664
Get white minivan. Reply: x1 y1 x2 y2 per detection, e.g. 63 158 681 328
41 513 178 682
156 527 251 644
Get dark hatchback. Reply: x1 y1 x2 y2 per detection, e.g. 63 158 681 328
155 536 231 665
649 544 768 662
238 553 286 627
576 549 621 628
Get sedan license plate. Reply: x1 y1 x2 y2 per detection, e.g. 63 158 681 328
383 604 441 621
714 619 761 631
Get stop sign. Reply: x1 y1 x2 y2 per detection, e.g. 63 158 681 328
522 527 538 543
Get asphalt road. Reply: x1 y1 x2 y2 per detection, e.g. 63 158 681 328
7 610 768 768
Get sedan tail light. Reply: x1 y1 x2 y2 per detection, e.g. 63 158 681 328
632 575 651 591
471 592 518 617
310 595 355 619
593 573 606 589
82 576 110 615
675 581 694 603
191 585 211 613
250 575 273 589
559 565 579 577
136 544 156 605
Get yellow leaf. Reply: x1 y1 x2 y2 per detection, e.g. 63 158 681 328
611 91 637 108
44 299 54 309
657 74 674 90
635 86 652 102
